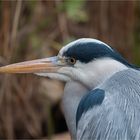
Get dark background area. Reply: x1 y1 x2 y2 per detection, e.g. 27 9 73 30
0 0 140 139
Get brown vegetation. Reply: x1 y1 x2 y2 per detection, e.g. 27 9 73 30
0 0 139 139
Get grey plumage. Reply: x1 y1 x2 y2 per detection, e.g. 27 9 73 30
77 69 140 140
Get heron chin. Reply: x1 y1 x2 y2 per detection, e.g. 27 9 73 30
0 38 140 140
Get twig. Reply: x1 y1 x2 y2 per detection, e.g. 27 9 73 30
55 0 69 41
5 76 14 139
12 77 41 137
10 0 22 60
2 1 10 58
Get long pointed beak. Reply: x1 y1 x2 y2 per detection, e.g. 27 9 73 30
0 56 60 74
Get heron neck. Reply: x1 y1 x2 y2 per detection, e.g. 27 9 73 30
81 58 128 89
62 81 89 139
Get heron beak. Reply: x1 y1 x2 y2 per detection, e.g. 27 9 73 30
0 56 63 74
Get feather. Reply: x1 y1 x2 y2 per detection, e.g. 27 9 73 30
76 69 140 140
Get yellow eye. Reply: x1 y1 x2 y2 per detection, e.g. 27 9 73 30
69 57 76 65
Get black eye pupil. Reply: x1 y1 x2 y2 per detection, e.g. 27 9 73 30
71 58 74 63
70 58 76 64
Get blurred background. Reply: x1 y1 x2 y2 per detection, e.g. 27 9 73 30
0 0 140 139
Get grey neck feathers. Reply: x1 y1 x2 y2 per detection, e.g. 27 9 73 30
62 81 89 139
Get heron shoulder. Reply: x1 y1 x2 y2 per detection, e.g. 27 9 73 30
76 68 140 139
76 88 105 127
76 69 140 125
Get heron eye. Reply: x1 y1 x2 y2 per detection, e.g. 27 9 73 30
69 57 76 65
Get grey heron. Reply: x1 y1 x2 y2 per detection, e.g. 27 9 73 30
0 38 140 140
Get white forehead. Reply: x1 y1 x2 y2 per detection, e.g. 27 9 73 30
59 38 113 56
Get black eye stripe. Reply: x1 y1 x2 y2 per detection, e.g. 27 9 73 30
63 42 129 65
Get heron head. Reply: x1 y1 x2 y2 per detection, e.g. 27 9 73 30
0 38 128 88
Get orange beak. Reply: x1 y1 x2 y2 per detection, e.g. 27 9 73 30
0 56 61 74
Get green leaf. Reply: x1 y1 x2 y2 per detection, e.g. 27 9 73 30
64 0 88 22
